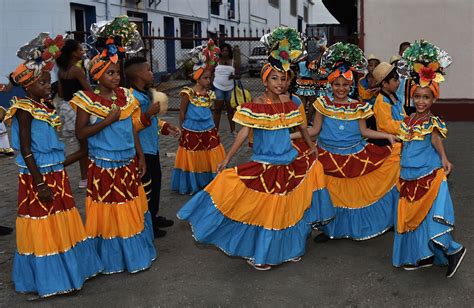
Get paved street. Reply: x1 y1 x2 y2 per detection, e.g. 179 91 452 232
0 113 473 306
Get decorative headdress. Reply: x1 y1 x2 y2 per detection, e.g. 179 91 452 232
11 33 65 87
397 40 451 99
189 39 220 80
259 27 304 80
318 42 367 84
88 15 144 81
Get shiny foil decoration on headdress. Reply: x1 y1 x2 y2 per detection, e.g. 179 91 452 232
90 15 144 54
318 42 367 80
260 27 304 72
13 33 65 87
397 40 451 87
188 39 221 77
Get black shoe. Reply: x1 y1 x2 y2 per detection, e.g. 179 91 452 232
156 216 174 228
313 233 330 243
446 247 466 278
403 256 434 271
153 228 167 238
0 225 13 236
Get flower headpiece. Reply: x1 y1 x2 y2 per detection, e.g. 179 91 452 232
397 40 451 88
260 27 304 72
12 33 65 87
318 42 367 83
188 39 221 80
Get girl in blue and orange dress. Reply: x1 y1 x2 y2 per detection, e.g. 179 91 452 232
70 33 156 274
6 34 103 297
178 27 335 271
392 41 465 277
293 43 401 241
171 42 226 195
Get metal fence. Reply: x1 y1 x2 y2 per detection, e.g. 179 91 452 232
138 36 267 110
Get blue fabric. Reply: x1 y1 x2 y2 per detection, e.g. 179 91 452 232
91 211 156 274
182 103 215 132
392 180 462 267
396 77 407 105
178 187 334 265
134 89 160 155
322 185 398 240
171 168 216 195
88 117 136 162
11 117 65 168
298 61 312 78
318 117 367 155
12 239 103 297
359 77 376 105
401 135 442 180
290 94 302 107
251 128 298 165
214 87 232 102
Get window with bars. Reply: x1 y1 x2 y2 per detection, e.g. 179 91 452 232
304 6 308 22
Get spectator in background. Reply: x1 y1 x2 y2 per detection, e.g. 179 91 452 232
399 42 411 56
212 43 239 135
56 39 92 188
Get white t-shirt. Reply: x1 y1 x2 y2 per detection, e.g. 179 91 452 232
213 64 235 91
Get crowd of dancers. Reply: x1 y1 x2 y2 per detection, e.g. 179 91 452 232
0 15 466 298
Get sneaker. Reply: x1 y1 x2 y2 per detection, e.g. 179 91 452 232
0 148 14 156
446 247 466 278
246 259 271 271
0 225 13 236
403 256 434 271
78 179 87 189
313 233 330 243
289 256 302 263
156 216 174 228
153 228 167 238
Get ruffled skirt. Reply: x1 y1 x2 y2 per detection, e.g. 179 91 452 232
172 127 225 195
12 167 103 297
178 140 334 265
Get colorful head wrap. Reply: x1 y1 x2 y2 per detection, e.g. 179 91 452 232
88 16 143 81
397 40 451 100
259 27 304 81
318 42 367 84
189 39 220 81
11 33 64 87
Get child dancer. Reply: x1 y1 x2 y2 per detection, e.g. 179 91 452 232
295 55 317 121
178 27 334 271
293 43 401 242
171 41 226 195
6 33 102 297
357 54 380 106
125 56 180 238
392 41 466 277
70 17 156 274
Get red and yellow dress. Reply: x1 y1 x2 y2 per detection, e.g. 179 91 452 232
314 96 401 240
70 88 156 274
6 97 103 297
178 100 335 265
393 115 463 266
171 87 225 194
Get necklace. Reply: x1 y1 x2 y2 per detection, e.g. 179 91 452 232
407 112 431 139
264 94 286 121
94 88 118 108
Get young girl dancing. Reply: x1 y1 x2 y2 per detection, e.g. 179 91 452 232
178 27 334 271
6 33 102 297
171 40 225 195
70 17 156 274
392 41 466 278
293 43 401 242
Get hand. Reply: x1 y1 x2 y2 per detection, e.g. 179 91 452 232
137 155 146 178
145 102 160 118
169 125 181 137
105 106 121 124
309 145 319 160
216 158 229 174
37 184 54 203
386 134 400 145
442 157 453 176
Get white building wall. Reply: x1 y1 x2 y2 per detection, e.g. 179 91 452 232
363 0 474 99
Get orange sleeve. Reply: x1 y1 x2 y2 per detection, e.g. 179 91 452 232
373 95 402 135
131 98 151 132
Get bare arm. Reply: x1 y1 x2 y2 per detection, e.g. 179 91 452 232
291 110 322 139
358 119 398 144
297 124 317 156
75 107 120 140
216 126 250 173
133 126 146 178
71 66 93 92
431 129 453 175
64 138 87 167
179 94 189 128
17 110 53 202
